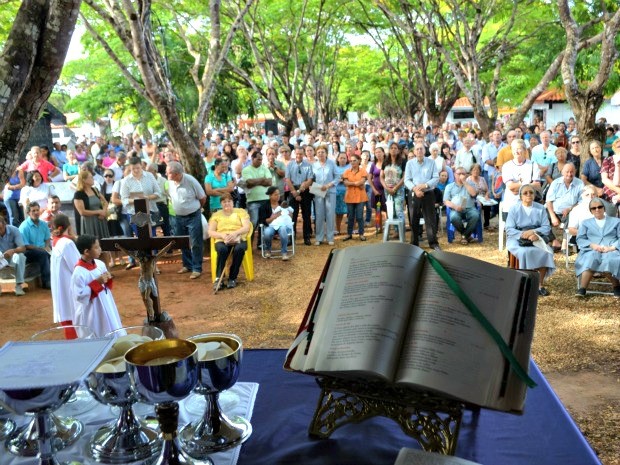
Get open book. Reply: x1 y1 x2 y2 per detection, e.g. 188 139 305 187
285 243 538 413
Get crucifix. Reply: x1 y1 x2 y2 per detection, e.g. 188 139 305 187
100 198 190 338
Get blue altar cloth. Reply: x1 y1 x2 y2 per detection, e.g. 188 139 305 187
238 349 601 465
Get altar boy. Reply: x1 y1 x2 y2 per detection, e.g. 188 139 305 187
71 235 122 337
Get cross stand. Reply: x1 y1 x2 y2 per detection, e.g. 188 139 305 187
100 198 190 338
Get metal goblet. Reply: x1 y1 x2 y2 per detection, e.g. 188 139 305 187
125 338 211 465
0 405 16 440
0 382 81 465
6 325 94 457
86 325 164 463
179 333 252 459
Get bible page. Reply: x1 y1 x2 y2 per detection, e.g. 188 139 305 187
395 251 529 407
305 243 425 378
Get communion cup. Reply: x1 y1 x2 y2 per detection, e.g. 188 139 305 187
179 333 252 459
0 382 81 465
86 325 164 463
125 338 210 465
0 405 16 440
6 325 94 457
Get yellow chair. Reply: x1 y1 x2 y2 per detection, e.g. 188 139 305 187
210 223 254 282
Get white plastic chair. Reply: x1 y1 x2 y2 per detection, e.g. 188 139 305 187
383 195 405 243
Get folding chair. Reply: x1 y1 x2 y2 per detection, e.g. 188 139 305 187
259 224 295 258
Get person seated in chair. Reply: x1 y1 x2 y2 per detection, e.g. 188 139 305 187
208 193 251 290
545 163 583 250
18 202 52 289
566 186 617 251
0 215 27 296
506 184 555 297
575 197 620 297
260 187 294 261
443 168 480 245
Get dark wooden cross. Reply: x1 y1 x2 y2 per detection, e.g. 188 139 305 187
100 198 190 338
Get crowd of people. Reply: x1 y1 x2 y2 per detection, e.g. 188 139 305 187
1 116 620 302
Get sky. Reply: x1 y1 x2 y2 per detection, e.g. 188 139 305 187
65 26 85 63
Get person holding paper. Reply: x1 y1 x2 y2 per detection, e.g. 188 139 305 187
467 163 494 231
506 184 555 296
312 145 338 246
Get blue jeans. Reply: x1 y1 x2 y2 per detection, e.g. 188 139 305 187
314 192 335 243
174 209 204 272
346 202 365 236
247 200 267 245
25 249 50 288
7 252 26 284
8 198 24 227
450 207 480 238
364 185 372 223
263 225 292 254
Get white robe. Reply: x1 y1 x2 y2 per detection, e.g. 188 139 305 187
71 259 122 337
50 237 81 323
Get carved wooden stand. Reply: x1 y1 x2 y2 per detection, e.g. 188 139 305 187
309 376 465 455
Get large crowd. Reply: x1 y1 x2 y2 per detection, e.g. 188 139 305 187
2 116 620 308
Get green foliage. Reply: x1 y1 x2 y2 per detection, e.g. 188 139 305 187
0 0 19 44
336 45 391 116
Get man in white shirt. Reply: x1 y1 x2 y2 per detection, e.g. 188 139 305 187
166 161 207 279
531 130 557 180
501 139 542 215
454 136 479 174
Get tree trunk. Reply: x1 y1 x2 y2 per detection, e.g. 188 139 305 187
0 0 81 182
158 101 205 181
558 0 620 149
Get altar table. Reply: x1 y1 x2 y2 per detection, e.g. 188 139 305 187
0 349 602 465
237 349 601 465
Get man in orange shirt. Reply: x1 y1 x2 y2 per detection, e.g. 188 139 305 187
495 130 521 170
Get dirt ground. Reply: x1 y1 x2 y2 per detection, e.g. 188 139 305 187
0 225 618 464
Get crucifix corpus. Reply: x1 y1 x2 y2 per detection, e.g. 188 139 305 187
100 198 190 338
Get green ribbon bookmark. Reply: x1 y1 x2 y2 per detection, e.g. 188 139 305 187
425 252 537 388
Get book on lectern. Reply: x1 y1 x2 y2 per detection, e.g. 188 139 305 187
284 243 538 413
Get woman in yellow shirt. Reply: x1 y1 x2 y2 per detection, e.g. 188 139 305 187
342 154 369 241
208 193 251 289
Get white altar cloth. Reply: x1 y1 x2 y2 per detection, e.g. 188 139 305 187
0 382 259 465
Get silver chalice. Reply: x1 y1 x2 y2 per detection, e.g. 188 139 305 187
179 333 252 459
86 325 164 463
0 381 82 465
125 338 211 465
6 325 94 457
0 404 16 440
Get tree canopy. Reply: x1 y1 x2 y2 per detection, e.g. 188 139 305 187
1 0 619 181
